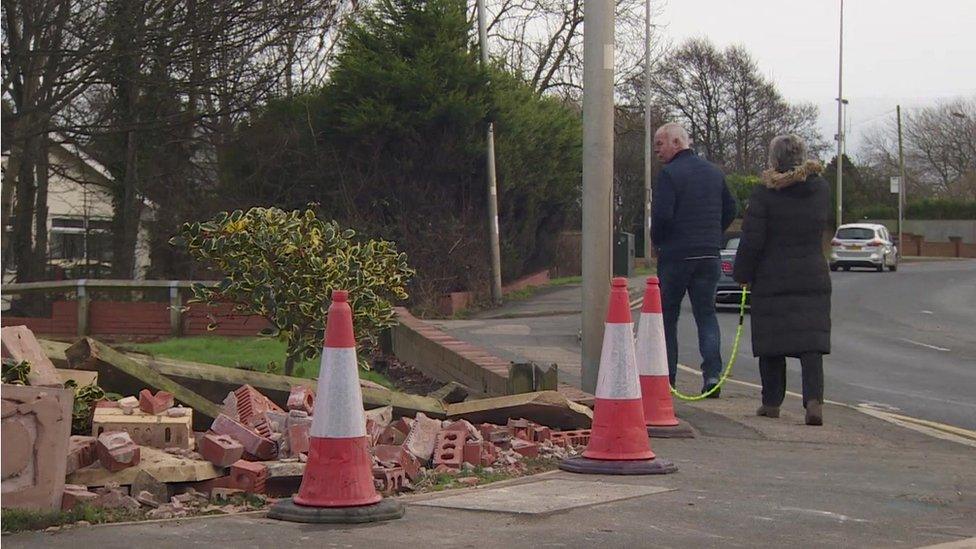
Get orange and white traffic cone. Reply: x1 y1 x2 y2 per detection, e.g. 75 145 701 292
636 276 695 438
268 290 404 524
559 277 676 475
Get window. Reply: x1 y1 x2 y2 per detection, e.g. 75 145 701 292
48 217 113 263
836 228 875 240
724 237 741 250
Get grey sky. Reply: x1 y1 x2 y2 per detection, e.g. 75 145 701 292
657 0 976 153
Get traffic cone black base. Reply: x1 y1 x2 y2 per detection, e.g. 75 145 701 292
559 455 677 475
268 497 405 524
647 419 696 439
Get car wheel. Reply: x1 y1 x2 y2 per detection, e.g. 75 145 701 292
888 263 897 272
842 266 851 272
830 264 839 272
876 261 884 272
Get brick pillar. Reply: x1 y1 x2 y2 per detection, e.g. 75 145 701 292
949 236 962 258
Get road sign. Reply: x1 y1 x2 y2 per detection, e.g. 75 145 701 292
890 176 901 194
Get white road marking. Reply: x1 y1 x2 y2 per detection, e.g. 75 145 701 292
775 507 869 523
898 338 951 352
921 310 935 315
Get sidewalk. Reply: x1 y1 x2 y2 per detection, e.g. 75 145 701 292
7 379 975 548
6 277 975 548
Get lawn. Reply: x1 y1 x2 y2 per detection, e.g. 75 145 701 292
127 336 393 388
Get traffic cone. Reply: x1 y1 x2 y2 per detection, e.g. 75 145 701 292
268 290 404 524
559 278 676 475
636 277 695 438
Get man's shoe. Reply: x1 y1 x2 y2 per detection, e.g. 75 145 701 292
702 384 721 399
805 400 823 426
756 405 780 418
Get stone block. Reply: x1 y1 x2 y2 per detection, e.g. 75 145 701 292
61 484 98 511
210 414 276 460
286 385 314 414
200 433 245 466
138 389 175 415
404 412 441 462
96 431 141 472
117 396 139 414
2 384 74 510
131 470 168 507
1 326 62 386
66 435 98 475
92 406 193 450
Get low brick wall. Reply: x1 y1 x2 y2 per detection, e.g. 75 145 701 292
1 300 270 338
392 307 511 396
437 269 551 316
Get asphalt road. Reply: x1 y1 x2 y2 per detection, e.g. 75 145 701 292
436 260 976 430
696 259 976 429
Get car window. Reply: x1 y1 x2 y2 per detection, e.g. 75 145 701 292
836 228 875 240
724 237 740 250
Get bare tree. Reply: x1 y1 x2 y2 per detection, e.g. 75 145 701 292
2 0 109 281
859 98 976 200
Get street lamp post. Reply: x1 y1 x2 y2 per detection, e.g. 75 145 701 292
897 105 906 259
476 0 503 306
580 0 615 394
643 0 653 261
835 0 845 228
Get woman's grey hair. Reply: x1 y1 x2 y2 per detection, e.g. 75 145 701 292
768 134 808 172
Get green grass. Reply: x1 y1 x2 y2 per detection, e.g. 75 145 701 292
1 505 140 533
127 336 393 388
547 275 582 286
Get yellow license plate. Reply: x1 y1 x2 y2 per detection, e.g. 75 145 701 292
849 245 861 251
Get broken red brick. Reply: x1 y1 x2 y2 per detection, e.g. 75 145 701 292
531 426 552 442
286 385 315 414
376 424 407 446
508 418 534 441
229 385 283 425
372 466 407 495
227 460 268 494
432 430 464 470
210 414 276 460
96 431 141 472
456 476 479 487
443 419 481 441
138 389 175 415
462 440 482 466
550 429 592 447
511 438 539 458
62 484 98 511
66 435 98 474
200 433 245 467
373 444 421 481
95 400 119 409
287 423 310 456
391 417 415 436
211 487 245 500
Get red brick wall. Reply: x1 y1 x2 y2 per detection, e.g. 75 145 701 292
1 301 78 337
90 301 170 336
1 300 269 338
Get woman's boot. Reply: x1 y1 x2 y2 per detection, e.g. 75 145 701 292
805 400 823 426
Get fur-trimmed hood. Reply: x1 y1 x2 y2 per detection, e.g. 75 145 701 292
761 159 824 190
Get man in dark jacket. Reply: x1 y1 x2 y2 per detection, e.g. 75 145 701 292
651 123 737 395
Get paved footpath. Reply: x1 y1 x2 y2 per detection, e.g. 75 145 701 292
6 274 976 548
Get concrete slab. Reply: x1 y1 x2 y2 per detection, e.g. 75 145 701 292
412 479 672 515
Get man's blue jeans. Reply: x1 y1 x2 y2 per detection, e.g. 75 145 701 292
658 257 723 387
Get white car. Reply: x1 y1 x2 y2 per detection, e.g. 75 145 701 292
830 223 898 272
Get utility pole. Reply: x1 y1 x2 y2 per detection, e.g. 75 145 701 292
835 0 845 228
476 0 503 305
580 0 615 394
643 0 653 260
897 105 906 258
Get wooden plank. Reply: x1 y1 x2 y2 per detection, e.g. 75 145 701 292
66 446 222 488
132 354 448 420
64 338 222 429
2 279 218 294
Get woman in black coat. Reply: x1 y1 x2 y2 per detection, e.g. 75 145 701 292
733 134 832 425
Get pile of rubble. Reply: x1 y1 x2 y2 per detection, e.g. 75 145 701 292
61 382 592 511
